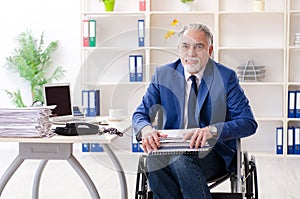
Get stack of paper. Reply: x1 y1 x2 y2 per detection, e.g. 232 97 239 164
150 129 211 155
0 106 55 138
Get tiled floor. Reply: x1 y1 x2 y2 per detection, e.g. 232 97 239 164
0 144 300 199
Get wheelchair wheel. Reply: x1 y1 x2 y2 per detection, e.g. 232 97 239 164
243 152 258 199
135 155 153 199
250 155 258 199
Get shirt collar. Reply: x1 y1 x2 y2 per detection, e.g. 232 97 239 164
184 66 205 82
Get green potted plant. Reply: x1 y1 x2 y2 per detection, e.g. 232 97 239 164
99 0 115 12
181 0 194 2
3 30 65 107
180 0 195 11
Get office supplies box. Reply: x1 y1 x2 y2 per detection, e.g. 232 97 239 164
82 90 100 117
276 127 283 154
295 90 300 118
287 127 294 154
132 133 144 152
138 19 145 47
288 90 296 118
294 127 300 154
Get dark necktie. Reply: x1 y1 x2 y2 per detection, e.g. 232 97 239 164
187 75 198 128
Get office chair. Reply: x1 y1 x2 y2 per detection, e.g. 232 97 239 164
135 139 258 199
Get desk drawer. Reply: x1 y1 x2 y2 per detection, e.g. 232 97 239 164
19 143 72 159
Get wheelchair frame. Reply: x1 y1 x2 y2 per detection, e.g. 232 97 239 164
135 140 258 199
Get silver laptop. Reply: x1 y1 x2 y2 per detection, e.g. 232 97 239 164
43 83 75 123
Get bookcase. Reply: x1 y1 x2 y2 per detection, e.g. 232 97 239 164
80 0 299 154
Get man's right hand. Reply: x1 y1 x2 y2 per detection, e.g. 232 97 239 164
141 126 168 153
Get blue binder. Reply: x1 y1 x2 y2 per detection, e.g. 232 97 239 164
129 55 136 82
94 90 100 116
138 19 145 47
294 127 300 154
82 143 90 152
136 55 143 82
82 90 100 117
288 90 296 118
89 90 100 116
132 133 144 152
287 127 294 154
276 127 283 155
296 91 300 118
82 90 90 116
90 143 104 152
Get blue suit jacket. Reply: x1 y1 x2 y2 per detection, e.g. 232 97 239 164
132 58 257 171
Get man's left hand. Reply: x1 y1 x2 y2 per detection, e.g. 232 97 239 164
182 127 213 148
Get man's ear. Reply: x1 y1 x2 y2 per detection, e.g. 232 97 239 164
209 45 214 56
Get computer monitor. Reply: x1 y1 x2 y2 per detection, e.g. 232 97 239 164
43 83 73 121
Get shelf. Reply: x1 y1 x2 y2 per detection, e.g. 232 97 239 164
255 117 284 121
79 0 297 155
149 11 215 15
240 82 284 86
82 12 146 16
82 81 148 86
218 11 284 15
218 47 284 50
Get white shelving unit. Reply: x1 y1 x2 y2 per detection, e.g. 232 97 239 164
80 0 298 154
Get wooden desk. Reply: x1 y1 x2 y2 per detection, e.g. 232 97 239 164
0 133 128 199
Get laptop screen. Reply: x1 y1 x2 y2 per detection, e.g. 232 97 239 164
43 83 73 118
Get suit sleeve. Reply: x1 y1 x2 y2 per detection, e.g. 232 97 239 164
215 71 258 141
132 68 161 137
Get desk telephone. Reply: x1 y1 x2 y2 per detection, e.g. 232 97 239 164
55 122 99 136
54 122 124 137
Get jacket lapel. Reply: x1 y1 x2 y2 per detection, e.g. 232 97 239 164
196 59 215 116
171 62 185 129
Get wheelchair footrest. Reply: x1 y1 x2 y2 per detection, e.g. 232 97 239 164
212 192 243 199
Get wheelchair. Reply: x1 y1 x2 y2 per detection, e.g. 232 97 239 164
135 139 258 199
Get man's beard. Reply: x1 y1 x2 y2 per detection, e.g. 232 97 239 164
182 57 202 74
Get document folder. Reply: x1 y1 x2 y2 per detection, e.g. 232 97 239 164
82 20 89 47
138 19 145 47
294 127 300 154
288 90 296 118
132 133 144 152
89 19 96 47
136 55 143 82
288 127 294 154
296 91 300 118
276 127 283 154
88 90 100 117
82 90 89 116
129 55 136 82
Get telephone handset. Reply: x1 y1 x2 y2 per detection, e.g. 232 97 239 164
55 122 99 136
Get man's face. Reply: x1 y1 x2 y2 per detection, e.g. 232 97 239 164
178 29 213 74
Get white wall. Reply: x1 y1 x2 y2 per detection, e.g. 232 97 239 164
0 0 81 107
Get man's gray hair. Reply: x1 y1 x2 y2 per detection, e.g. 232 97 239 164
178 23 213 46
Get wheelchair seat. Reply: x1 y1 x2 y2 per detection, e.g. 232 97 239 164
135 140 258 199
